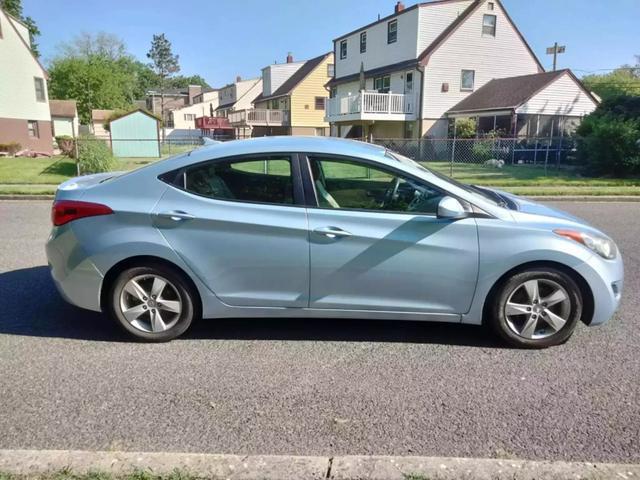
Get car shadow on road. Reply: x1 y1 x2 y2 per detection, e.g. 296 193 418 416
0 266 501 348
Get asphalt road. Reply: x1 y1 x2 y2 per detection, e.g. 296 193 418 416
0 201 638 463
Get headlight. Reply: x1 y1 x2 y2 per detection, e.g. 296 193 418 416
554 229 617 260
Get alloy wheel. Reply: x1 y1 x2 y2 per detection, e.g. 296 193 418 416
504 278 571 340
119 274 182 333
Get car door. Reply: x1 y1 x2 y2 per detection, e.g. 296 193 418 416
302 154 479 315
154 154 309 308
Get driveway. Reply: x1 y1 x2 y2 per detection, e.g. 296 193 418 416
0 201 638 462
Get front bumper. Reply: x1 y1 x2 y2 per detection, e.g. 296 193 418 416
46 227 104 312
574 252 624 326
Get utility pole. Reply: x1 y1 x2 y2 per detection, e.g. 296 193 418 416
546 42 566 71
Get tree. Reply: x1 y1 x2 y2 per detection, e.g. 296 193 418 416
575 95 640 177
48 55 138 124
582 56 640 100
147 34 180 138
166 75 210 89
59 31 128 61
49 33 158 123
1 0 41 56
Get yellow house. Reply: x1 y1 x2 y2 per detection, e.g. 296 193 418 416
229 52 334 137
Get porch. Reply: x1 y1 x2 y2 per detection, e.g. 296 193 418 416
326 91 418 123
228 109 290 127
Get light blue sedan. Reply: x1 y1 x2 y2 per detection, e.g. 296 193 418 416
46 137 623 348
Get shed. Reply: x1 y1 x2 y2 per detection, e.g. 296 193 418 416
50 100 79 138
109 109 160 158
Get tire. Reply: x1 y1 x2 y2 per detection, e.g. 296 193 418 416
489 268 582 349
107 263 196 342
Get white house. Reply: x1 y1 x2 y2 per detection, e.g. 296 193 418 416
326 0 596 139
215 77 263 118
169 89 220 131
49 99 79 138
0 7 52 153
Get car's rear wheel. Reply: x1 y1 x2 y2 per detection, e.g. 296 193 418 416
108 264 195 342
489 268 582 348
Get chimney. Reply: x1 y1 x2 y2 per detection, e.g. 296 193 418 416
236 75 242 83
394 1 405 13
286 52 294 63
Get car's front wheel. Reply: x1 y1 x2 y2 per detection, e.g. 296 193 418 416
489 268 583 348
108 264 196 342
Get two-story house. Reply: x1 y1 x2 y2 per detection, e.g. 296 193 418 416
326 0 596 139
169 88 220 131
229 52 334 137
145 85 203 127
215 77 263 119
0 7 52 153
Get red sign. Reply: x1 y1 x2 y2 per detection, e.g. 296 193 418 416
195 116 232 130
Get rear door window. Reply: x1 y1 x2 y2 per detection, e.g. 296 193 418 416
182 156 294 205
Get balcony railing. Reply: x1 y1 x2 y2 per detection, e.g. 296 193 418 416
228 109 290 126
326 91 417 121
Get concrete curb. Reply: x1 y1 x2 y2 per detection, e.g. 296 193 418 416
1 450 640 480
524 195 640 202
0 195 54 200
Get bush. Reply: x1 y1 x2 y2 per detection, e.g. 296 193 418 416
0 142 22 155
471 139 493 163
77 135 116 174
55 135 75 157
576 115 640 177
452 118 476 139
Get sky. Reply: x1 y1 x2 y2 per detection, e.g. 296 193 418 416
24 0 640 87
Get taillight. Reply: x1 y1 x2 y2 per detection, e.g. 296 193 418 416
51 200 113 226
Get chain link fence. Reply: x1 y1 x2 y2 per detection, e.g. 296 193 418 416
66 134 578 179
371 136 577 176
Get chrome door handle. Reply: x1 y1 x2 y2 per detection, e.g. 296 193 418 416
156 210 196 221
313 226 352 239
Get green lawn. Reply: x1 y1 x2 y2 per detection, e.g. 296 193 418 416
0 154 638 196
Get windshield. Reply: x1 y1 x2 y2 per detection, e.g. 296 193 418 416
385 150 504 207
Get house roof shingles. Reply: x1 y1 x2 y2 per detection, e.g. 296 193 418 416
49 99 77 118
255 53 332 103
446 70 568 114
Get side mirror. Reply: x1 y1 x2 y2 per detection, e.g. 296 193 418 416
437 196 467 220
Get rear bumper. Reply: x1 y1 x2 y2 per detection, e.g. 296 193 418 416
46 227 103 312
574 253 624 326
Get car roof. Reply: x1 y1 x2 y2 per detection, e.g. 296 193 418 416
183 135 394 166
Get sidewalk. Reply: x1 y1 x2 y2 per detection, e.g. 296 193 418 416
2 449 639 480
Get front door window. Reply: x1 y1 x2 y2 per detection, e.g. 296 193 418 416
308 157 445 215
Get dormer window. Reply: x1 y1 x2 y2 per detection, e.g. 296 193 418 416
360 31 367 53
482 14 496 36
387 19 397 44
340 39 347 59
